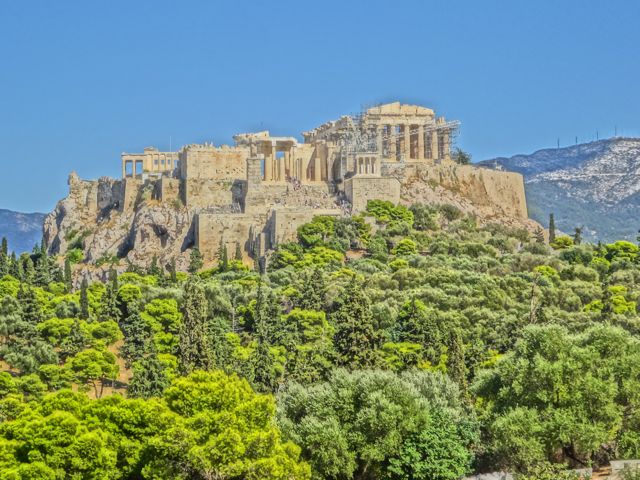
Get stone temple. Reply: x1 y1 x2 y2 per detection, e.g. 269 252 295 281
45 102 530 271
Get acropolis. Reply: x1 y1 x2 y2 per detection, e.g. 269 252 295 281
44 102 530 271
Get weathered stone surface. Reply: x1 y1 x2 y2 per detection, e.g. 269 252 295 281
44 102 542 278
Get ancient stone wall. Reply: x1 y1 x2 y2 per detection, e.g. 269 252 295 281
196 212 266 262
345 177 402 212
268 207 342 247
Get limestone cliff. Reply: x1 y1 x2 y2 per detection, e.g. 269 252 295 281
44 164 541 280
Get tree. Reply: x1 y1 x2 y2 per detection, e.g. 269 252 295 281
234 241 243 261
120 306 151 368
452 147 472 165
278 369 476 480
296 267 325 311
447 328 468 398
548 213 556 243
250 281 278 392
573 227 583 245
217 239 229 272
177 278 211 374
79 278 90 319
188 247 203 274
64 257 73 291
332 281 381 369
66 348 119 398
100 268 120 322
128 353 169 399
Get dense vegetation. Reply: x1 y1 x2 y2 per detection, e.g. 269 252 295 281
0 201 639 479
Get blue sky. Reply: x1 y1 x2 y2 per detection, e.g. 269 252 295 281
1 0 639 212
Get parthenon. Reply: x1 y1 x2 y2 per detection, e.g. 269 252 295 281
120 101 459 186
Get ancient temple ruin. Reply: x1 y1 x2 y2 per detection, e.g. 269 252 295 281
46 102 529 271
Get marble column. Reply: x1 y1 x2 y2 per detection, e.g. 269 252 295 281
403 124 411 160
417 125 425 160
431 130 439 162
388 124 396 160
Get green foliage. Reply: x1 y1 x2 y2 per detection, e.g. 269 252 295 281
365 200 414 225
278 369 476 480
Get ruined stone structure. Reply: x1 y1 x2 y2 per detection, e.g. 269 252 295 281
44 102 533 275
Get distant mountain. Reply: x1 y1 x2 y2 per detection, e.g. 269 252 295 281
0 209 46 254
480 138 640 242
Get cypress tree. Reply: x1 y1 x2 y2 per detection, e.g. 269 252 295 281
573 227 583 245
188 247 204 274
100 268 120 322
0 237 8 277
79 278 90 320
23 257 35 284
128 353 169 399
297 267 325 311
447 328 468 398
120 305 151 368
169 258 178 283
148 255 161 277
64 258 73 291
234 242 242 262
17 284 43 325
548 213 556 243
34 248 51 287
9 252 21 280
332 281 381 369
60 318 89 360
177 278 212 374
250 280 277 392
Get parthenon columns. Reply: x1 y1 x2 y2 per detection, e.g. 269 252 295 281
431 131 439 162
377 126 384 154
417 125 425 160
388 125 396 159
442 130 450 159
403 125 410 159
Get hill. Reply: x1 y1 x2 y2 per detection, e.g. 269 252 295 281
480 137 640 242
0 209 46 253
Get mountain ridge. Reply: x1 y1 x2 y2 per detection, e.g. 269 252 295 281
480 137 640 242
0 209 46 253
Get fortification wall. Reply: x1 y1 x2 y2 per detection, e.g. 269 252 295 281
196 212 266 262
345 177 402 212
268 207 342 247
392 163 528 219
180 146 249 181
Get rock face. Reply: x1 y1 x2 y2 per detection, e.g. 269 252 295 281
44 174 193 279
480 137 640 241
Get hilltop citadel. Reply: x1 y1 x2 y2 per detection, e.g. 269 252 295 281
44 102 530 272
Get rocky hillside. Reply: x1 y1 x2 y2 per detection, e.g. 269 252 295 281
480 137 640 242
0 209 46 253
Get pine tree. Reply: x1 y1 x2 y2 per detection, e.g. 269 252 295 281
64 258 73 291
188 247 204 274
128 353 169 399
332 281 381 369
548 213 556 243
177 278 212 374
534 227 545 244
447 328 468 398
79 278 90 320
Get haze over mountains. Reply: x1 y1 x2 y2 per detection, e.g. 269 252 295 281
0 209 45 253
481 137 640 242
